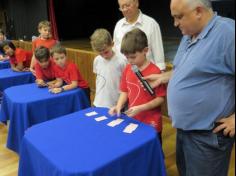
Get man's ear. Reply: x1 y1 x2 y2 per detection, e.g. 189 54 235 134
195 6 204 20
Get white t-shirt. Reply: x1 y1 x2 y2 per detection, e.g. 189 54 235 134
93 52 127 108
113 10 166 70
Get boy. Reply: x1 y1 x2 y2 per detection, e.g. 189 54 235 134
34 46 56 87
49 44 90 101
0 41 32 72
109 28 166 142
30 20 57 74
0 29 10 61
90 28 127 108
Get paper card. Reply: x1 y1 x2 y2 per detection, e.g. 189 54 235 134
95 116 108 122
123 123 139 134
86 111 98 117
107 118 124 127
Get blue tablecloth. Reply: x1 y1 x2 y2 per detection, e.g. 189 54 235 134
0 68 35 91
0 83 90 153
18 107 166 176
0 60 10 70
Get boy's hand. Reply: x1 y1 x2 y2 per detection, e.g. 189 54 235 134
23 67 30 72
49 88 63 94
109 106 122 117
36 80 48 87
125 106 142 117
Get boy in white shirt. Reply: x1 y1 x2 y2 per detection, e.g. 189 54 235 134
90 29 127 108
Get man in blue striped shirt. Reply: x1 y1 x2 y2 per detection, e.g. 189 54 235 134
145 0 235 175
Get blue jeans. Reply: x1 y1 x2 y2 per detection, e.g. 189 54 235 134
176 129 234 176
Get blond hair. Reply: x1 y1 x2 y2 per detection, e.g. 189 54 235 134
50 44 67 56
38 20 51 30
90 29 113 52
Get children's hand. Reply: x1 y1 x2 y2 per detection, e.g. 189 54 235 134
36 80 48 87
23 67 30 72
109 106 122 117
49 87 63 94
125 106 142 117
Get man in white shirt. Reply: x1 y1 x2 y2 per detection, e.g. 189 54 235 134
114 0 166 70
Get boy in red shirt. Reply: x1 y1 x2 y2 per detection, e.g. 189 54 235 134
49 44 90 101
34 46 56 87
30 20 57 74
109 28 166 143
1 41 32 72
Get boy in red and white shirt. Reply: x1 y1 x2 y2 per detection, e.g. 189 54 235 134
49 44 90 101
109 28 166 143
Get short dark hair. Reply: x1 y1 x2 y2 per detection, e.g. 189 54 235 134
0 40 16 53
35 46 50 62
121 28 148 55
50 44 67 56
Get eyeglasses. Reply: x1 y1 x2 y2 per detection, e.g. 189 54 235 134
119 0 135 11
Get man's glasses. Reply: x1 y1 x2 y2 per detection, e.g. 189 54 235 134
119 0 135 11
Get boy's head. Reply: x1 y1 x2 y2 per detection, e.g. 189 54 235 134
35 46 50 68
90 29 114 59
50 44 67 68
0 29 6 42
121 28 148 66
38 20 52 40
0 41 16 57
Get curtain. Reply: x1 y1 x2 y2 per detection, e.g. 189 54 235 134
48 0 59 40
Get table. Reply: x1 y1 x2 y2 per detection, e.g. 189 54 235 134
0 60 10 69
0 68 35 91
18 107 166 176
0 83 90 153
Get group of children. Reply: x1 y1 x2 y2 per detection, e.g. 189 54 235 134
0 20 166 143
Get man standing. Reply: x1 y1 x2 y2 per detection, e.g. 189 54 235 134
145 0 235 175
113 0 166 70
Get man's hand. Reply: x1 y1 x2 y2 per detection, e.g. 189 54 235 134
213 114 235 138
143 71 172 88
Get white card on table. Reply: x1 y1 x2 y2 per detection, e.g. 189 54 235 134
107 118 124 127
86 111 98 117
95 116 108 122
123 123 139 134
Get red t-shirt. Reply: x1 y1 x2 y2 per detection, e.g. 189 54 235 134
10 48 32 67
32 38 57 52
35 59 56 81
120 63 166 132
54 61 89 89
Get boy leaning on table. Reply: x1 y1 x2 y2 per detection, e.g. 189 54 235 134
34 46 57 87
0 41 32 72
48 44 91 102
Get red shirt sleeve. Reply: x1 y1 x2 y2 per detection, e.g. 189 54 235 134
15 49 27 63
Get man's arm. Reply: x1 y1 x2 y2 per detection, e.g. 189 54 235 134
143 70 173 88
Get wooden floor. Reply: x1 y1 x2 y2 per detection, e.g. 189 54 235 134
0 118 235 176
